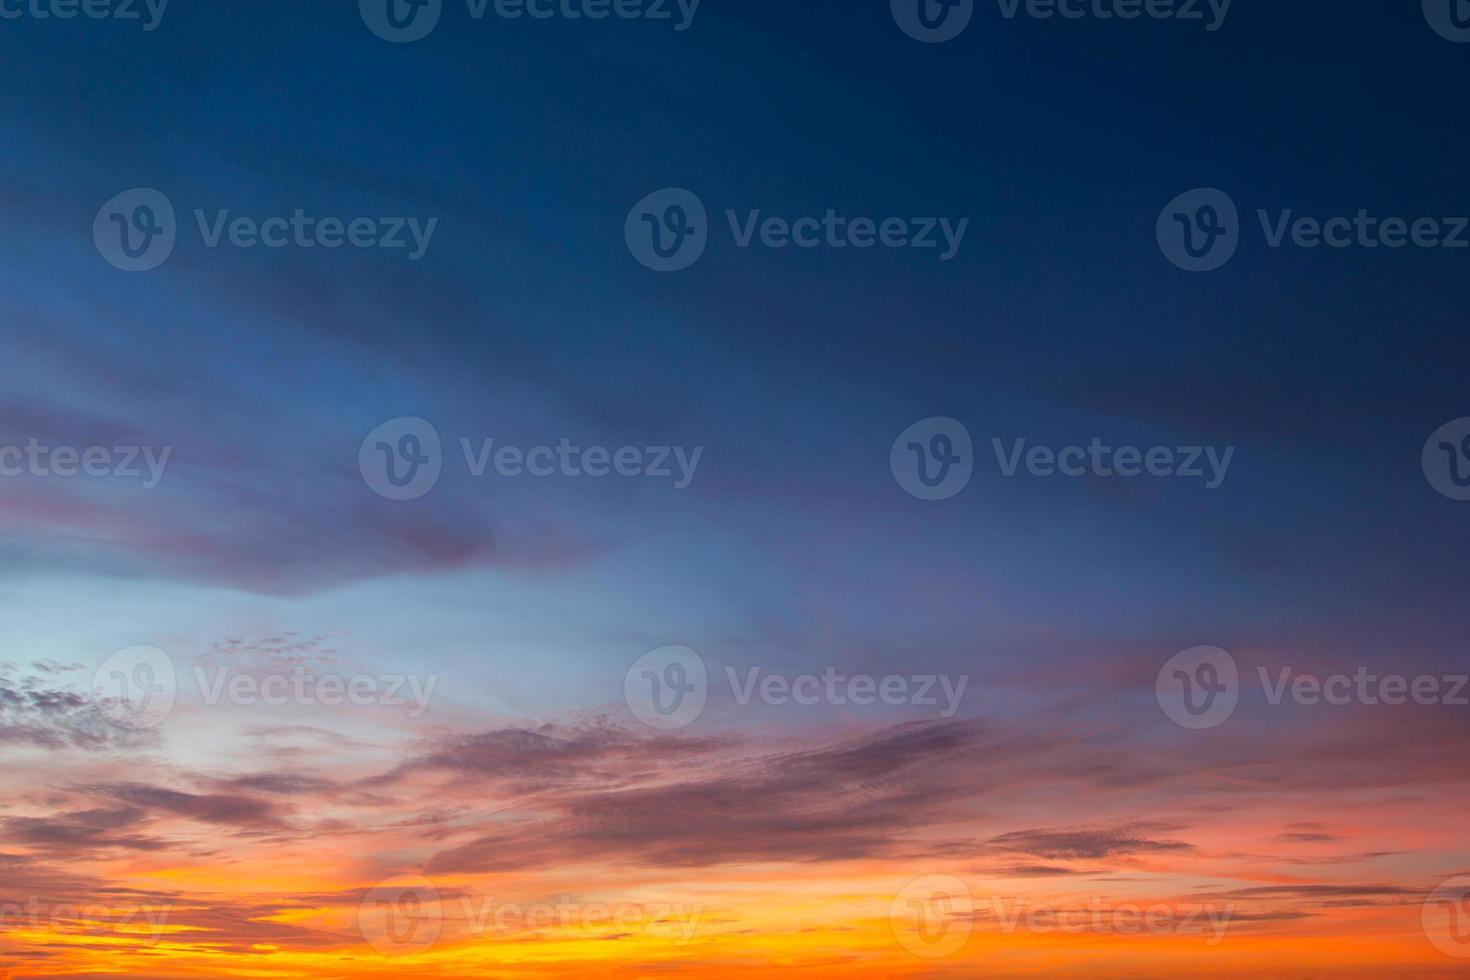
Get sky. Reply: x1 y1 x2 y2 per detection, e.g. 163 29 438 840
3 0 1470 977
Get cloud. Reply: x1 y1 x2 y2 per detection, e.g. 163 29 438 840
0 662 159 753
1 809 167 853
85 784 283 831
984 823 1194 861
372 718 734 792
211 773 339 796
423 719 993 873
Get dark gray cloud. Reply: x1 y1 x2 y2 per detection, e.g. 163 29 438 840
985 823 1194 861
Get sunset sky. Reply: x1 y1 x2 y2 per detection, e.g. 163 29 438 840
4 1 1470 977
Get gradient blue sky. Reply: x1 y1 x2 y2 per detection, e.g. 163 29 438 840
5 2 1466 687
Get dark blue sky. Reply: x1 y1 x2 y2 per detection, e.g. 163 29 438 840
3 0 1468 691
